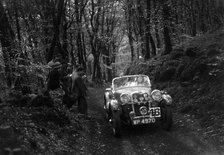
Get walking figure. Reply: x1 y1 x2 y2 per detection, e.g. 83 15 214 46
46 57 64 101
72 67 88 115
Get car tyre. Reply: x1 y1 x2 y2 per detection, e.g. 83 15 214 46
112 111 122 137
161 106 173 131
105 104 112 122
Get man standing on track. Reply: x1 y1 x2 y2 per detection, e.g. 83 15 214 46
72 67 88 116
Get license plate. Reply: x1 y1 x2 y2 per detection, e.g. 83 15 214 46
133 117 156 125
148 107 161 117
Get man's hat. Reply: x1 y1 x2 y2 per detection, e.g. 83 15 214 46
52 62 62 69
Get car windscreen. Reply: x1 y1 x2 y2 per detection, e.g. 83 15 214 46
113 75 151 89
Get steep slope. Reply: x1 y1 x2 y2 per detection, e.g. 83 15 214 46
124 27 224 147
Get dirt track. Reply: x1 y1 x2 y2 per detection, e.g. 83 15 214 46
75 86 224 155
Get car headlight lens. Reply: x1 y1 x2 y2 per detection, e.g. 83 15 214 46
162 94 172 105
129 111 135 118
111 99 119 110
151 89 162 102
120 94 130 104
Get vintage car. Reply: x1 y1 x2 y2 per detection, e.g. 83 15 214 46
104 74 173 137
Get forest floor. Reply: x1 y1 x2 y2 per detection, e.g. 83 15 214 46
1 28 224 155
0 85 224 155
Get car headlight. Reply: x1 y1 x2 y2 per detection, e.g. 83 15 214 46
120 94 130 104
111 99 119 110
151 89 162 102
162 94 172 105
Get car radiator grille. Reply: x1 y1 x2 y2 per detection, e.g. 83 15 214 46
133 103 150 116
131 92 150 116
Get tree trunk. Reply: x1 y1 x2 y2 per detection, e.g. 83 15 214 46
162 0 172 55
144 0 152 60
199 0 207 33
0 0 15 86
62 9 69 63
152 0 161 49
126 0 135 61
163 25 172 55
191 0 197 36
92 52 101 82
77 32 84 66
14 0 21 43
82 32 87 70
69 32 75 66
136 0 145 57
155 21 161 48
48 0 65 62
75 0 84 68
149 34 156 55
128 31 134 61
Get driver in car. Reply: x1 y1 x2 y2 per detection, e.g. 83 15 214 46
137 76 144 85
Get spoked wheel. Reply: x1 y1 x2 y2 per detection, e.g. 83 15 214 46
161 106 173 131
111 111 122 137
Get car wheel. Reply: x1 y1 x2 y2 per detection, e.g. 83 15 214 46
112 111 122 137
161 106 173 131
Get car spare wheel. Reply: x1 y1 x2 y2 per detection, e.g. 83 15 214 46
112 111 122 137
161 106 173 131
